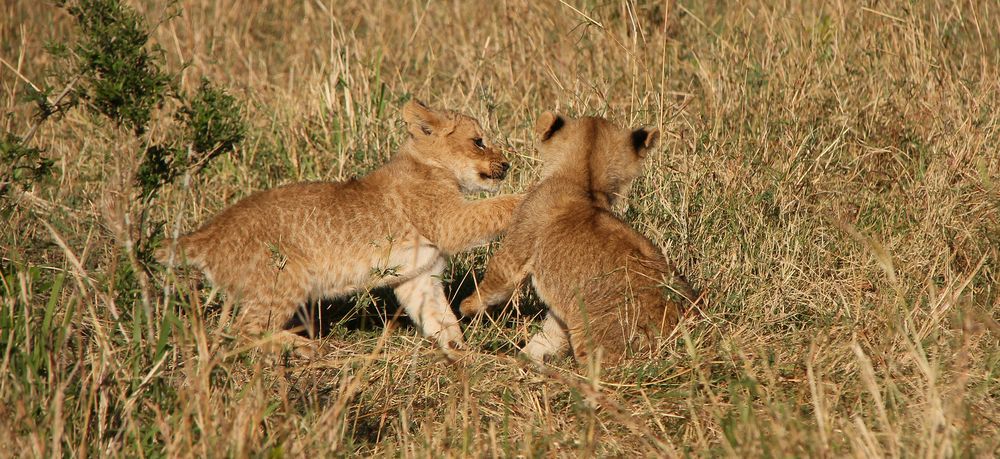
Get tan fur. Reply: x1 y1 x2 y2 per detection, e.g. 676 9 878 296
460 113 697 366
158 100 521 354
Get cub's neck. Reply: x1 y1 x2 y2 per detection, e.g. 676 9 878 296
541 172 615 211
384 146 460 190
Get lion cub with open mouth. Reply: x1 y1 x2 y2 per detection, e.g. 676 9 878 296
159 100 521 354
460 112 697 366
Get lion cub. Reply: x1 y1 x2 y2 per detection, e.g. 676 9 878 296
460 113 697 366
159 100 521 353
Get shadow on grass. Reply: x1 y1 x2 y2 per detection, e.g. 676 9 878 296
284 269 482 339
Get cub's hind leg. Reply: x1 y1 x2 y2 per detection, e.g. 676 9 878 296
393 257 464 350
235 297 318 357
522 312 570 363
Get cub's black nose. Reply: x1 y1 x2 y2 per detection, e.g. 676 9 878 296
496 162 510 179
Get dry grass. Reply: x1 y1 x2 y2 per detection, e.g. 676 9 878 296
2 0 999 456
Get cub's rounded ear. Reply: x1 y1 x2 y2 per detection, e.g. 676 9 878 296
403 99 442 136
630 128 660 156
535 111 565 141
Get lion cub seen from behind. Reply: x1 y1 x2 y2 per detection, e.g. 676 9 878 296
460 113 697 366
160 100 521 354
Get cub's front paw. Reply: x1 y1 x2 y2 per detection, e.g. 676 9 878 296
436 326 466 361
459 296 486 317
436 323 465 349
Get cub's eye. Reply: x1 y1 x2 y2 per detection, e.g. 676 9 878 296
473 138 485 149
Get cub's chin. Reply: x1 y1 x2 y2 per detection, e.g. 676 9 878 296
460 181 501 195
457 171 504 194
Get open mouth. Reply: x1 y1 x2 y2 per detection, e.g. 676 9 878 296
479 163 510 181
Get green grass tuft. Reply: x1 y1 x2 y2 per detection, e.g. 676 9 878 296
1 0 997 456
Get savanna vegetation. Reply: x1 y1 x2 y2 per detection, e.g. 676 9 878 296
1 0 997 456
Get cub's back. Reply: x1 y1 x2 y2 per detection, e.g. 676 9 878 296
175 180 402 279
532 198 669 302
185 180 391 239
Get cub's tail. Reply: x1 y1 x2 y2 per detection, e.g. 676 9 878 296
155 236 205 268
670 272 706 321
154 238 182 267
672 272 700 305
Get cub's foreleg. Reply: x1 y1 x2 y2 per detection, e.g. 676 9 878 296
420 194 523 254
459 228 533 317
393 257 464 350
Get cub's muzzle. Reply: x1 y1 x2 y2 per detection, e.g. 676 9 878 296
479 161 510 180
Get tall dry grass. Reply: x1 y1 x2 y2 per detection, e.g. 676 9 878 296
2 0 998 456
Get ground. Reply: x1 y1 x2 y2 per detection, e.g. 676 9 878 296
1 0 998 457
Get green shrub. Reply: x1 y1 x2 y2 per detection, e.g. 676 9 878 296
62 0 175 135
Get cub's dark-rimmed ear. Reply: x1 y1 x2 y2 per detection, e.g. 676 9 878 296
535 111 565 141
402 99 442 136
630 127 660 156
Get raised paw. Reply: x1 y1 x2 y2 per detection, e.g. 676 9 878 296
459 295 486 317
